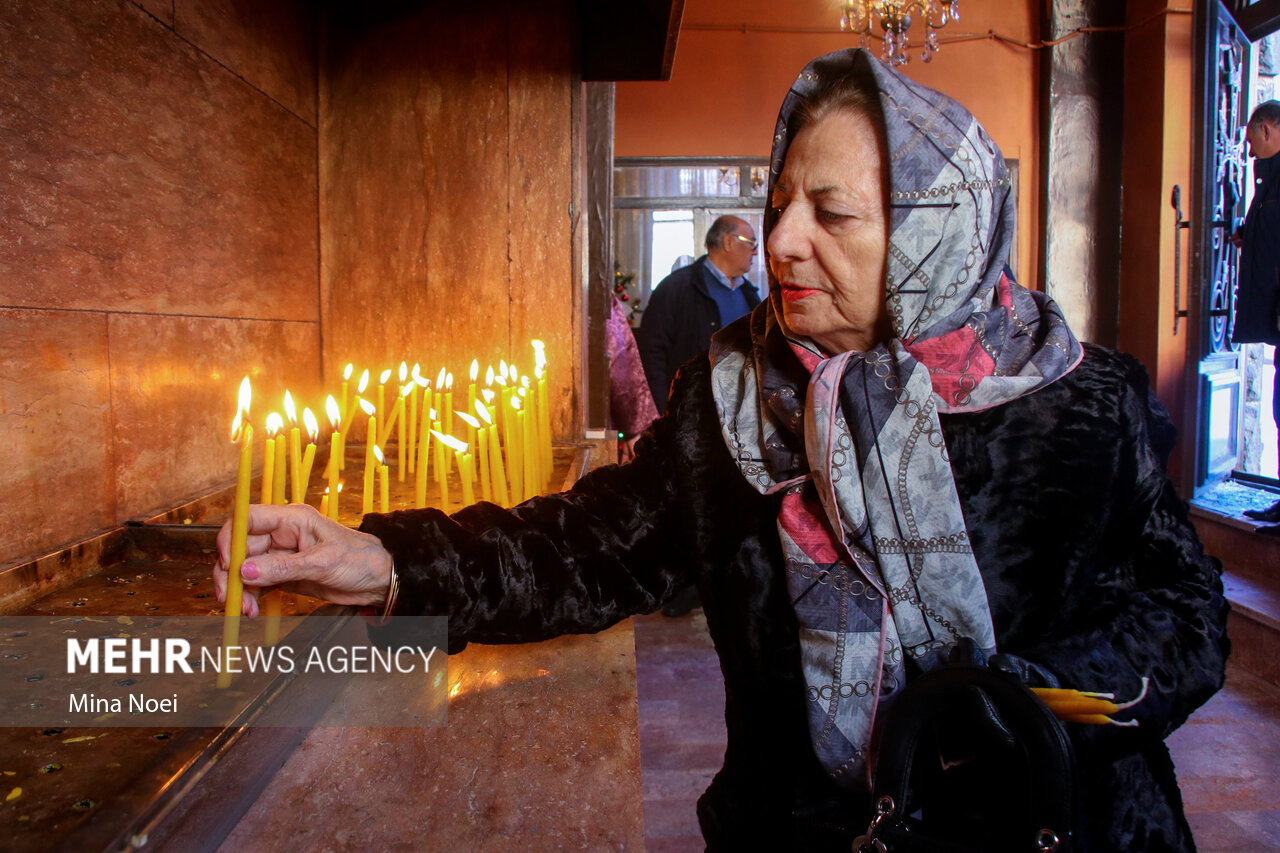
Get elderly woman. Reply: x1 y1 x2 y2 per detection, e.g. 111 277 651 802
216 50 1227 851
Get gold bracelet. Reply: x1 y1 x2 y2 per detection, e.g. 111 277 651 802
378 560 400 623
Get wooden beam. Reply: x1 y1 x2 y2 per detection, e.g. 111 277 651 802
581 0 685 82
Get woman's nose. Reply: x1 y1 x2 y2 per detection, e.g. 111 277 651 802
767 205 809 263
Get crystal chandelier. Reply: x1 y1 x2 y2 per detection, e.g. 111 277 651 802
839 0 959 66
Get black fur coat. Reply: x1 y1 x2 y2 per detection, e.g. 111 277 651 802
362 343 1229 852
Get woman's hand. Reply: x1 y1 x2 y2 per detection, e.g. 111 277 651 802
213 504 393 617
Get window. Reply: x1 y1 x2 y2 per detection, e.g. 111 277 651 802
613 158 768 328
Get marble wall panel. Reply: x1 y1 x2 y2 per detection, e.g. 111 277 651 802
0 309 116 565
507 0 579 440
175 0 317 124
0 0 318 321
322 5 511 388
108 313 321 521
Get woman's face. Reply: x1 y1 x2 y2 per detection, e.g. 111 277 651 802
767 108 890 355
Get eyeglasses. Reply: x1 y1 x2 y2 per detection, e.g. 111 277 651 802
733 234 759 251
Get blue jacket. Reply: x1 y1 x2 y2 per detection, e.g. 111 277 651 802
1235 153 1280 346
637 256 760 413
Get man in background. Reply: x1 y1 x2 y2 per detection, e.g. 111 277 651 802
639 215 760 414
1235 101 1280 527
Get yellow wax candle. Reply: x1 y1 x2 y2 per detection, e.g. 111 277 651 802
455 412 480 502
474 401 494 502
519 395 535 500
415 416 432 508
467 359 479 448
458 450 475 506
433 417 445 488
360 398 376 515
507 396 524 502
260 434 276 504
444 373 455 472
533 340 551 487
488 421 509 506
284 391 302 503
397 382 412 482
378 368 391 428
301 407 319 491
375 446 389 513
341 362 353 423
220 379 254 688
320 488 329 517
521 379 541 491
431 428 450 508
273 422 287 505
340 369 371 471
477 425 492 502
379 390 402 447
408 366 422 475
325 396 342 521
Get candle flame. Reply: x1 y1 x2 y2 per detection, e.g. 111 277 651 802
358 369 370 393
399 361 408 383
429 408 438 421
511 397 523 411
521 376 530 389
343 363 354 381
379 368 392 385
534 365 544 380
411 362 422 380
430 430 468 453
237 376 252 416
373 445 384 464
482 389 495 403
445 372 454 390
359 398 375 416
266 412 285 436
325 395 341 427
400 381 414 397
493 373 507 387
532 340 547 370
518 386 528 398
283 390 298 424
436 367 447 388
485 365 495 386
230 409 244 443
413 374 430 388
456 411 479 429
510 365 520 382
303 407 319 440
469 359 479 382
500 359 509 377
474 401 493 425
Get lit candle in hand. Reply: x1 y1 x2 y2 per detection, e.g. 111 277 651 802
220 377 253 688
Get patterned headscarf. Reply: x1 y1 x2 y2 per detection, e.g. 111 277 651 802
710 49 1082 792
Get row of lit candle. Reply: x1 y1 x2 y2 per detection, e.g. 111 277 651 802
220 343 555 684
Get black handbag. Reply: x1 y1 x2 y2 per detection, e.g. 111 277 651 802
852 665 1077 853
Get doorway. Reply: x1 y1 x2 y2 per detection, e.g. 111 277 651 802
1189 3 1280 498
